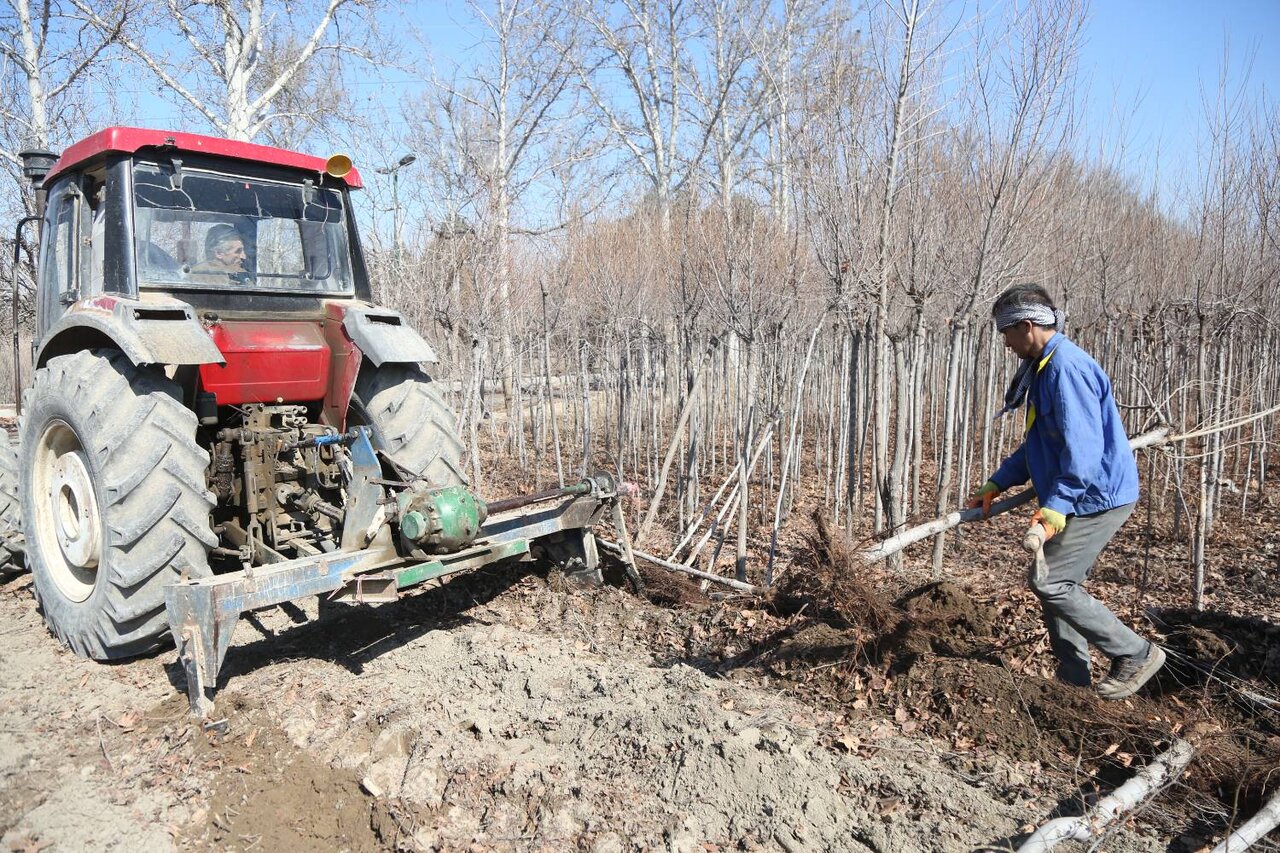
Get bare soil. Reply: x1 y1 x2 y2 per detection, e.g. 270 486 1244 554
0 454 1277 851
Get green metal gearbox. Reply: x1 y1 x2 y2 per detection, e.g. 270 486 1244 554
396 484 488 553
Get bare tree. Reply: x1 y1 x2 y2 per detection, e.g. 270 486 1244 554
752 0 834 226
0 0 129 390
696 0 774 208
929 0 1084 572
424 0 588 414
563 0 761 227
1 0 127 170
75 0 377 141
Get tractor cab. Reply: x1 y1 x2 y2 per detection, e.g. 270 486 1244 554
28 128 374 352
20 128 438 426
131 158 357 296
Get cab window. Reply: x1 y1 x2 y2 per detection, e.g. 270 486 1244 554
37 180 78 337
132 161 354 294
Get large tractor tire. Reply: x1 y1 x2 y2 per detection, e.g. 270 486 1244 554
20 350 216 659
353 365 466 488
0 428 23 574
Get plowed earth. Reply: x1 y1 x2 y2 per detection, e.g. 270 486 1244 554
1 458 1277 852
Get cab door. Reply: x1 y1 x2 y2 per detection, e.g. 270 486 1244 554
34 174 106 345
35 177 79 343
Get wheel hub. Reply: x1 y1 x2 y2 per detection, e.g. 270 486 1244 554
50 451 100 571
33 420 103 603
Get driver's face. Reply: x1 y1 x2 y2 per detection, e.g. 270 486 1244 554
215 239 246 271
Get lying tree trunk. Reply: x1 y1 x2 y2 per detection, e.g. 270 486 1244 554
1016 739 1194 853
1211 787 1280 853
861 427 1171 565
598 539 764 594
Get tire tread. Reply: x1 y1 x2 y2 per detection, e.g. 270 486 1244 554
21 350 213 660
356 365 465 488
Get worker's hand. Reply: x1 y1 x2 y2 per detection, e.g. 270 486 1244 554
964 480 1001 518
1031 508 1067 541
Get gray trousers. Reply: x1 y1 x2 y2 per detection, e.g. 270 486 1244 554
1028 502 1147 686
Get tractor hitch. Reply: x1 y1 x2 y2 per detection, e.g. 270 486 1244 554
165 472 638 716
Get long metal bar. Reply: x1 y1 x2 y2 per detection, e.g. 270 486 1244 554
485 481 591 515
165 490 613 715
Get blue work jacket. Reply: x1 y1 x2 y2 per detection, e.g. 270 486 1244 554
990 333 1139 517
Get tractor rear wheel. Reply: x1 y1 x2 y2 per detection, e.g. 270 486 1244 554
20 350 216 659
0 429 22 574
353 365 466 488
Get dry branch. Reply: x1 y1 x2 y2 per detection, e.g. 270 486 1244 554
1212 787 1280 853
668 417 778 563
1168 401 1280 445
1015 739 1194 853
598 539 764 594
636 348 713 547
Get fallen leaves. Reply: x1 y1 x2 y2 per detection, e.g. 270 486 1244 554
834 733 860 752
104 710 139 731
6 834 53 853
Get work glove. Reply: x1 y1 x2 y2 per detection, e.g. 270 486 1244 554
964 480 1001 518
1031 508 1067 542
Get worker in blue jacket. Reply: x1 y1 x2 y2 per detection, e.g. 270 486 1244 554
966 283 1165 699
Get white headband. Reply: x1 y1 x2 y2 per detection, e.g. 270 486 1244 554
994 304 1064 331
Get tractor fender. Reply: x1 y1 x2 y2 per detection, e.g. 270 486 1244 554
36 296 225 368
341 305 438 367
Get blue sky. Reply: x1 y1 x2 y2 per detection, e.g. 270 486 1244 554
1074 0 1278 198
399 0 1280 208
102 0 1277 225
356 0 1279 234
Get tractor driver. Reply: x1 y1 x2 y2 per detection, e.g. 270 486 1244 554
189 223 250 283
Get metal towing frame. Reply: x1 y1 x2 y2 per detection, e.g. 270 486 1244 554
165 432 641 716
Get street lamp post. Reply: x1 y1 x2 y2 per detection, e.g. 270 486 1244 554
376 153 417 258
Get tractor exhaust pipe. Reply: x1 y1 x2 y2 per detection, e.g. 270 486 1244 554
19 148 57 220
12 148 58 413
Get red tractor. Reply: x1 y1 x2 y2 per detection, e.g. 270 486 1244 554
2 128 637 714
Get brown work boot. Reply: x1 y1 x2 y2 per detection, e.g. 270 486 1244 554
1095 643 1166 700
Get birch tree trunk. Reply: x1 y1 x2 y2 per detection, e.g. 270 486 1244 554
931 322 967 576
77 0 364 141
